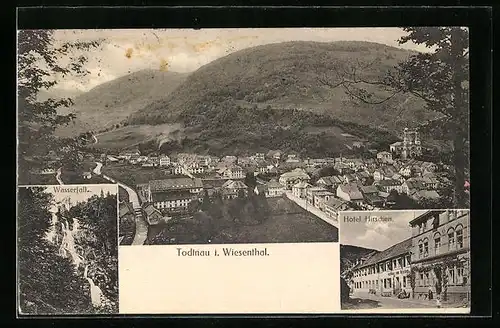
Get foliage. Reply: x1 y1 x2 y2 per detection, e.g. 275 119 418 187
17 30 101 184
67 191 118 312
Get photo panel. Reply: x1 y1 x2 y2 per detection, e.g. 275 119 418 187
17 184 119 315
339 209 470 313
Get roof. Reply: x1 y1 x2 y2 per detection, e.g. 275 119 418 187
267 179 283 188
317 176 336 185
202 179 227 189
149 178 203 191
338 183 363 200
280 168 310 179
409 210 445 225
324 197 349 210
151 191 193 202
376 179 401 187
364 193 385 204
412 189 440 200
119 202 134 217
404 179 426 190
222 180 247 189
293 181 311 189
360 185 378 194
143 203 161 217
355 238 413 270
390 141 403 146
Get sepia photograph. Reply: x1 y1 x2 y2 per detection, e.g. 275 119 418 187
339 209 470 311
17 184 118 315
18 27 469 245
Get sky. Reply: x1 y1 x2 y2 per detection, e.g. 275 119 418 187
340 210 428 251
46 27 433 92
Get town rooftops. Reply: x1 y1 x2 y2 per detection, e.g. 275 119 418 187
404 179 426 190
411 189 440 200
149 177 203 192
354 238 413 270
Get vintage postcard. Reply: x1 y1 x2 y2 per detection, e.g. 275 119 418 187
17 26 470 314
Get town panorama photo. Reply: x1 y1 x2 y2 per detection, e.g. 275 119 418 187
17 27 470 246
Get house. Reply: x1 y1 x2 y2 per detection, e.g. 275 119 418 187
202 178 227 197
254 153 265 161
336 183 364 205
420 174 440 190
402 178 427 195
267 150 282 161
221 180 248 199
137 155 148 163
142 177 203 212
266 179 285 197
292 181 311 198
313 190 335 210
219 164 244 179
323 197 350 219
142 161 154 168
285 152 301 163
171 165 184 175
373 166 397 181
143 203 164 225
374 179 403 194
279 168 311 189
159 155 171 167
316 176 339 190
399 166 412 177
119 202 135 220
222 155 238 164
409 189 440 202
389 141 404 153
359 185 384 207
306 186 328 205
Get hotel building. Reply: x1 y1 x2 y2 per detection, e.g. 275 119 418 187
350 238 413 297
138 177 203 212
409 210 470 303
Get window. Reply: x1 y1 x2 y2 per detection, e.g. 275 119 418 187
434 233 441 255
457 265 464 284
419 243 423 258
403 276 406 288
448 228 456 251
422 220 427 232
448 267 456 284
456 226 464 249
423 239 429 257
419 273 424 287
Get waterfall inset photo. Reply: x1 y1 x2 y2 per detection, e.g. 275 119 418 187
17 184 119 315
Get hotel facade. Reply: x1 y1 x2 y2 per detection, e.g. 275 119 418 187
349 239 413 297
409 209 470 303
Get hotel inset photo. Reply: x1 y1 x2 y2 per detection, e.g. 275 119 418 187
340 209 470 311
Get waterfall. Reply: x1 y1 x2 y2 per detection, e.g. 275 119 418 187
84 265 103 307
45 205 59 244
48 202 107 309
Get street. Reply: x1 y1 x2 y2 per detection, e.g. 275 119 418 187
285 191 338 228
344 291 437 309
95 162 148 245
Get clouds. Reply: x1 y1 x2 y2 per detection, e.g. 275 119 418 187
341 210 426 251
45 27 433 93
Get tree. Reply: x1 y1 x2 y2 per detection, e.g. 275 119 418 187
321 27 469 207
244 172 257 190
17 30 102 184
